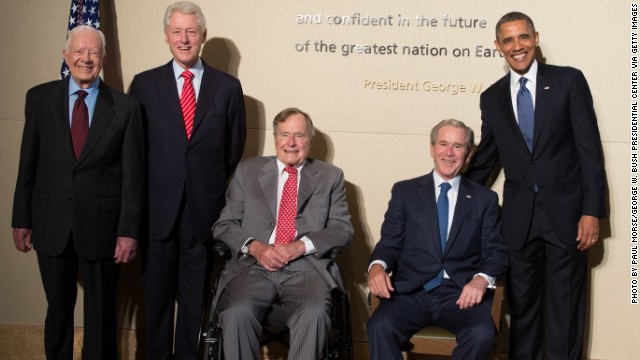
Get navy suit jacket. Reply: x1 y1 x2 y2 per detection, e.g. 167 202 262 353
12 78 144 260
466 63 605 250
130 60 246 241
369 173 508 294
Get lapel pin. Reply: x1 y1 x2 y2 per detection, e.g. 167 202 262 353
466 195 471 199
544 86 550 90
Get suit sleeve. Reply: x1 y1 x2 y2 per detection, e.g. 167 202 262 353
478 191 508 278
116 101 145 239
569 70 605 217
465 93 502 186
12 88 39 229
213 161 254 253
303 169 353 258
224 80 246 178
368 183 405 272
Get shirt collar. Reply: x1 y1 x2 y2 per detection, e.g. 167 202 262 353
172 58 204 80
510 59 538 87
432 170 461 191
68 77 100 97
276 159 305 175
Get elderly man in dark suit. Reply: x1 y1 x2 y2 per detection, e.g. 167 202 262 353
11 25 144 359
367 119 508 360
212 107 353 359
465 11 605 360
129 2 246 359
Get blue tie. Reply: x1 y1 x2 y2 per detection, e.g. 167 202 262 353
517 77 534 152
424 182 451 291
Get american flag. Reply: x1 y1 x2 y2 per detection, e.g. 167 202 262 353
60 0 101 79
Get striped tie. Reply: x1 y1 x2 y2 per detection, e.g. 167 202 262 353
180 70 196 139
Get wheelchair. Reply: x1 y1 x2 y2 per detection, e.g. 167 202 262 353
197 241 353 360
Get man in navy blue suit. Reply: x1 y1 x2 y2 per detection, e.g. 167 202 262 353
129 2 246 359
466 12 605 360
367 119 508 360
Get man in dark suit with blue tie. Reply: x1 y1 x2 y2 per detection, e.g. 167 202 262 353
129 2 246 359
367 119 508 360
12 26 144 359
465 12 605 360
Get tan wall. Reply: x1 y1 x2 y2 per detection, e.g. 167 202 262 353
0 0 635 358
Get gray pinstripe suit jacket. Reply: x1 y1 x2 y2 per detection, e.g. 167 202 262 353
212 156 353 306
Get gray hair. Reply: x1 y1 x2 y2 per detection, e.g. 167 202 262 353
164 1 207 32
272 107 315 138
430 119 474 151
65 25 106 55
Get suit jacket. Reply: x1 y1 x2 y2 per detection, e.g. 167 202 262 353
369 173 508 294
212 156 353 304
466 63 605 250
12 78 144 260
129 60 246 241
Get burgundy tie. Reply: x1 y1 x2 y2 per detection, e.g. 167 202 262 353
70 90 89 159
180 70 196 139
275 167 298 245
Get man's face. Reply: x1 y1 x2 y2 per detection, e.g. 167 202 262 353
430 125 472 181
274 114 312 167
165 12 206 69
63 31 104 88
495 19 539 75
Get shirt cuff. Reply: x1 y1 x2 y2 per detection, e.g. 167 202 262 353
368 260 388 273
300 236 317 255
474 273 496 289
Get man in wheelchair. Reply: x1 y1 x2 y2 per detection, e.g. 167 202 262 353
209 107 353 359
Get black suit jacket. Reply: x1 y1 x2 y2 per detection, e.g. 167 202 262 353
12 78 144 260
369 173 508 294
466 63 605 250
129 60 246 241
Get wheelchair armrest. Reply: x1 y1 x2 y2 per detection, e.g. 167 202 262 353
212 240 232 259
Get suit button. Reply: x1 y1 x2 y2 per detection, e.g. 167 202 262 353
72 171 79 177
67 198 73 203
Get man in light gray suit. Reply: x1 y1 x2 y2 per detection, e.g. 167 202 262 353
212 107 353 359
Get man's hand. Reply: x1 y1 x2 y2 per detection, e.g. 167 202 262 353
576 215 599 251
456 275 489 309
114 236 137 264
249 241 289 271
13 228 32 253
274 241 305 263
368 264 395 299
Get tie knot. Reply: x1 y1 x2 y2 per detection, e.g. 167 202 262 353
519 77 528 88
440 182 451 193
182 70 194 81
76 90 88 99
285 166 297 176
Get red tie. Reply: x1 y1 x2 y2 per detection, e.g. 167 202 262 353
275 166 298 245
71 90 89 159
180 70 196 139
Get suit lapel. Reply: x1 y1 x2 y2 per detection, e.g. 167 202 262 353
533 63 552 152
418 174 442 253
156 62 188 141
496 75 530 152
192 64 220 138
258 159 279 221
76 80 115 164
49 79 75 162
298 160 319 214
444 178 473 255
